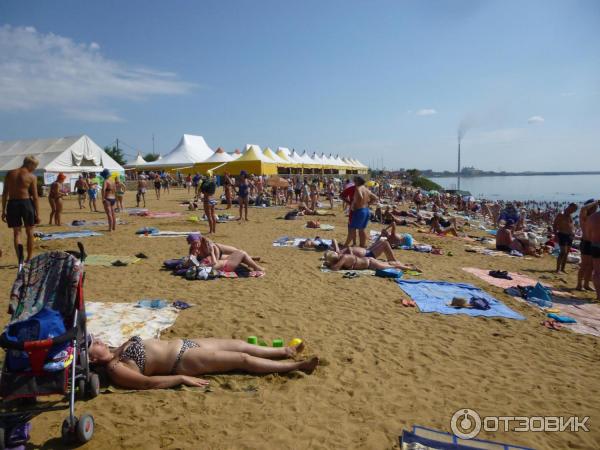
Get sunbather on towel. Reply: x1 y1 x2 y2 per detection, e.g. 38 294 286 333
332 238 418 269
298 237 333 251
187 233 264 272
297 202 336 216
429 214 459 236
323 250 419 272
380 222 414 247
89 335 318 390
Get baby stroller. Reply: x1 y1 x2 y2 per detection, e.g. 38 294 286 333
0 243 99 448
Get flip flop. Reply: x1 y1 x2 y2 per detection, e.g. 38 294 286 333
343 272 358 279
112 260 128 267
135 253 148 259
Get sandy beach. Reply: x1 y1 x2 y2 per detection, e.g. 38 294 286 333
1 189 599 450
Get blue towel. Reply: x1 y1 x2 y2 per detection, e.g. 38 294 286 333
395 279 525 320
401 426 533 450
39 230 102 240
547 313 577 323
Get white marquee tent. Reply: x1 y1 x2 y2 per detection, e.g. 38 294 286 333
124 152 147 169
0 135 124 175
144 134 213 168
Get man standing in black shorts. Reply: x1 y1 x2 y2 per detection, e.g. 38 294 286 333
1 155 40 261
552 203 577 273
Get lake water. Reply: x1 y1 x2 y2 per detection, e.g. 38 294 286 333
430 174 599 203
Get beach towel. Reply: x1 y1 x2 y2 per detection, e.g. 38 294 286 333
123 208 148 215
395 279 525 319
462 267 554 290
552 297 600 337
140 211 182 218
85 255 141 266
464 245 526 258
70 219 126 227
85 301 180 347
304 223 334 231
272 237 333 248
34 230 102 241
400 425 533 450
320 265 375 276
140 231 200 238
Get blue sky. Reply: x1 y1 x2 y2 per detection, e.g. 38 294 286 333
1 0 598 171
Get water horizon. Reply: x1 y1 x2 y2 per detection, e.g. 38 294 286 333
429 174 599 203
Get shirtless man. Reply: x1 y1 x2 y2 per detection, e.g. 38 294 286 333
577 199 599 290
553 203 577 273
347 176 378 248
586 211 600 300
1 156 40 261
137 175 147 208
495 220 515 252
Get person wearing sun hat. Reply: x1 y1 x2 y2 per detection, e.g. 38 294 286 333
48 172 66 226
100 168 117 231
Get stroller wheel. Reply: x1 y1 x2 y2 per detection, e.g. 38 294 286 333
61 417 76 444
77 378 87 399
76 414 94 444
89 373 100 398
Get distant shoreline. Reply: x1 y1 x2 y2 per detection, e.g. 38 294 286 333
426 171 600 178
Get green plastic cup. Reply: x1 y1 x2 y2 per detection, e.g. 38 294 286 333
247 336 258 345
272 339 284 348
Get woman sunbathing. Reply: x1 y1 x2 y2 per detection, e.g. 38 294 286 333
297 202 336 216
380 222 413 247
89 335 318 390
333 239 420 270
188 234 264 272
429 214 460 236
323 250 418 272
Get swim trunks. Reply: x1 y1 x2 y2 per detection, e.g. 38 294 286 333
88 189 97 200
77 188 86 195
349 207 370 230
6 199 36 228
591 243 600 259
581 239 592 256
557 232 573 247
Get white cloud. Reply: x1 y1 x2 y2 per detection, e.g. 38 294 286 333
527 115 545 124
416 108 437 116
0 25 194 122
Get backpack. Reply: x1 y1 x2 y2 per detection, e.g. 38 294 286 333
469 297 491 310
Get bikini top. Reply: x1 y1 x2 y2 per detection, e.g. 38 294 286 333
119 336 146 373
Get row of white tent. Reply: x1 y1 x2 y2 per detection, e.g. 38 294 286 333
126 134 368 170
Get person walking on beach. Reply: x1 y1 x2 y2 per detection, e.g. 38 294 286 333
1 156 40 261
48 172 66 226
201 174 218 234
237 171 250 221
553 203 577 273
88 174 99 212
75 175 88 209
101 169 117 232
349 176 378 248
577 199 599 291
586 210 600 300
136 175 147 208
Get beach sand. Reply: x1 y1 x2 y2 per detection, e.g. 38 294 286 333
0 190 599 449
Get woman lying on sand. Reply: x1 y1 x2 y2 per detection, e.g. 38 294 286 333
332 239 420 271
89 336 318 390
380 222 414 247
323 250 419 272
297 202 336 216
429 214 460 236
188 233 264 273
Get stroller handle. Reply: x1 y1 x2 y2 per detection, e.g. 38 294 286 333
0 328 76 351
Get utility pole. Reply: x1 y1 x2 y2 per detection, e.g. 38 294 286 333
152 134 155 154
457 137 461 191
116 138 119 153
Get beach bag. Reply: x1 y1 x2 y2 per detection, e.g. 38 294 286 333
469 297 491 310
375 268 403 278
5 306 68 371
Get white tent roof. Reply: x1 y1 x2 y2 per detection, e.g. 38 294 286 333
203 147 233 163
0 135 124 173
299 151 315 165
145 134 213 168
125 152 147 168
310 152 325 165
288 150 304 164
277 147 291 157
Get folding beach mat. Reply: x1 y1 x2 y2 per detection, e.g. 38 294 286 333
400 426 533 449
35 230 102 240
395 280 525 320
